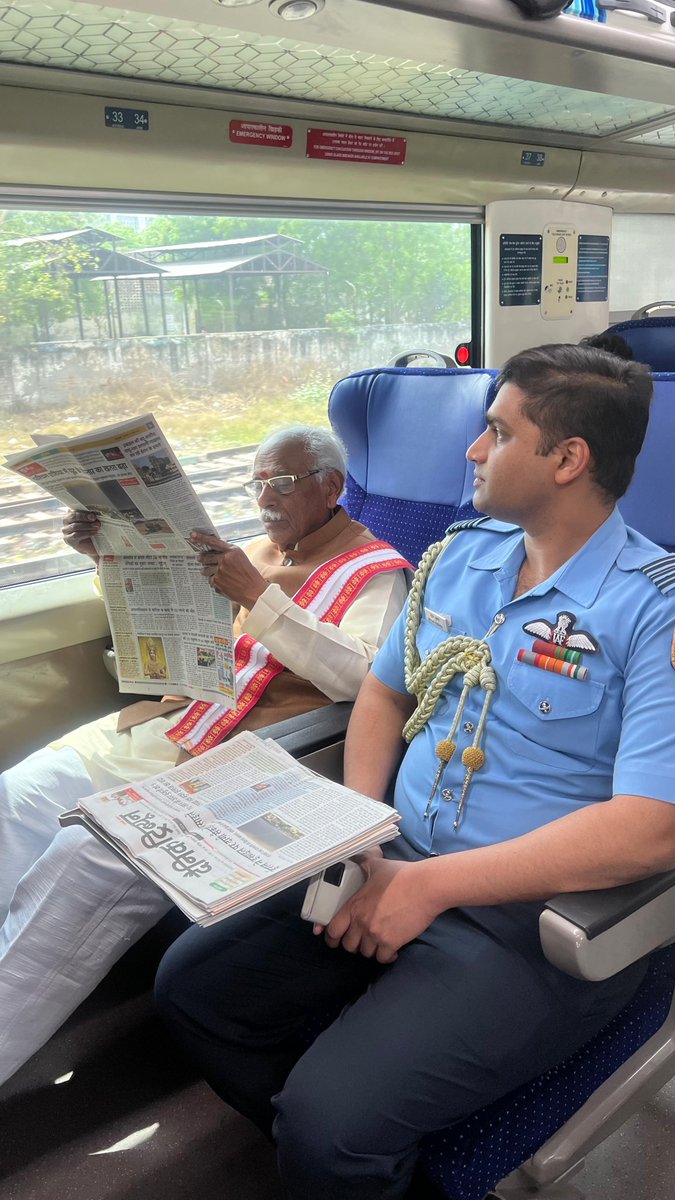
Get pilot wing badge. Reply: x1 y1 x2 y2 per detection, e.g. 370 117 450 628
522 611 600 653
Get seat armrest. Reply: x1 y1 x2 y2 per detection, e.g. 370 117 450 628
540 869 675 981
253 702 353 759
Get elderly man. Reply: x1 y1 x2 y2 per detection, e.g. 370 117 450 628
157 346 675 1200
0 424 409 1085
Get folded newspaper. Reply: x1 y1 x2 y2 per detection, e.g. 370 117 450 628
4 414 237 708
65 730 400 926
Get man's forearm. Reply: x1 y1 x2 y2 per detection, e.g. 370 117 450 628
244 572 406 702
417 793 675 917
344 674 414 802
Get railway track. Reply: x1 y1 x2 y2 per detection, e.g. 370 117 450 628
0 446 263 588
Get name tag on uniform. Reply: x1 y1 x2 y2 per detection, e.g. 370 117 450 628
424 608 452 632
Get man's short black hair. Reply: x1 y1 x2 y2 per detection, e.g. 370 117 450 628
580 331 634 360
497 343 653 501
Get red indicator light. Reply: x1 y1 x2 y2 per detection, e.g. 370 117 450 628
455 343 471 365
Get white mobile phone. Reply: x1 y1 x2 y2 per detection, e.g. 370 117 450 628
301 859 366 925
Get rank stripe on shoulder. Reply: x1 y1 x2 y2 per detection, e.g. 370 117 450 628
640 556 675 594
445 516 492 534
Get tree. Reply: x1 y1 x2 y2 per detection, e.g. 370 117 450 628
137 214 472 331
0 210 132 345
0 208 473 344
278 218 471 327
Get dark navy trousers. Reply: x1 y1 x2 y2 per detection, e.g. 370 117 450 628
155 843 645 1200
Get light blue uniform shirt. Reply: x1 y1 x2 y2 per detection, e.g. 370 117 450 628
372 509 675 857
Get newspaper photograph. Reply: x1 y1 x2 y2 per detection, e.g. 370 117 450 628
4 414 236 706
75 731 401 925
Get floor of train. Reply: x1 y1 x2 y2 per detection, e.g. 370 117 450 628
1 919 675 1200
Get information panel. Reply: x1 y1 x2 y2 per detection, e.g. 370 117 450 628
499 234 543 307
576 235 610 303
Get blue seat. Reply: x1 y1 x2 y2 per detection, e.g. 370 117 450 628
617 373 675 553
329 365 497 565
417 946 675 1199
320 362 675 1200
605 317 675 372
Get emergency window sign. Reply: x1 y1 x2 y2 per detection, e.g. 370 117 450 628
229 120 293 148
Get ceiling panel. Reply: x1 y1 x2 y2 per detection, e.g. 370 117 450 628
625 124 675 147
1 0 675 140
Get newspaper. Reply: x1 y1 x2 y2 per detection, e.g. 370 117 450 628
4 414 236 707
69 730 400 925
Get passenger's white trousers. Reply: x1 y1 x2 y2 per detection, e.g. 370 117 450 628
0 746 171 1085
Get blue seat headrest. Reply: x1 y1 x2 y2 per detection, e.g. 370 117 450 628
607 318 675 373
329 366 497 565
618 372 675 552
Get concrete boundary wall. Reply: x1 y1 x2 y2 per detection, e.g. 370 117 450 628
0 322 466 410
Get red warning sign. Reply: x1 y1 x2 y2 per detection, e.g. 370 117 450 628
306 128 407 166
229 120 293 148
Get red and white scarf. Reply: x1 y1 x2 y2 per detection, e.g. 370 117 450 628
166 539 410 756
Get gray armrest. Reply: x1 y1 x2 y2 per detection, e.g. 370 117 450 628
253 701 353 783
540 869 675 981
254 702 353 758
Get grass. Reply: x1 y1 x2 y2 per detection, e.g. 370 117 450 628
0 360 342 462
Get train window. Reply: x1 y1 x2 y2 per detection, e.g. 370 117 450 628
0 208 472 589
609 213 675 322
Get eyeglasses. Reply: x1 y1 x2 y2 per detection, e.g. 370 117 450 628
242 468 322 499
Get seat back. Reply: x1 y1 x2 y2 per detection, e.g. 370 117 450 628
328 366 497 565
617 372 675 552
605 317 675 371
330 363 675 559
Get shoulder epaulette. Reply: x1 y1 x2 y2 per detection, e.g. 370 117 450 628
640 555 675 595
445 516 492 535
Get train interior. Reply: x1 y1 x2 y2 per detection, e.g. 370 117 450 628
4 1 675 1197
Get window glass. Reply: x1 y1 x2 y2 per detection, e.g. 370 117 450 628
0 209 472 587
610 213 675 323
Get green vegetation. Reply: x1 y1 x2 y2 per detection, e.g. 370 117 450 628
0 210 131 345
0 210 471 584
133 212 471 329
0 209 471 343
0 208 471 458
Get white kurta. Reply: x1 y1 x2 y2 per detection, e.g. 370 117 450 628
50 570 405 790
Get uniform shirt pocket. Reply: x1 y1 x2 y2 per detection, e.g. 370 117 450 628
415 621 468 661
507 659 606 767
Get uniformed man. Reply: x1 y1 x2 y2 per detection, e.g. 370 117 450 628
156 344 675 1200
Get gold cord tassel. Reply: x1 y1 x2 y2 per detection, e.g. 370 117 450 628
454 747 486 830
424 739 457 820
453 675 494 831
403 531 498 831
